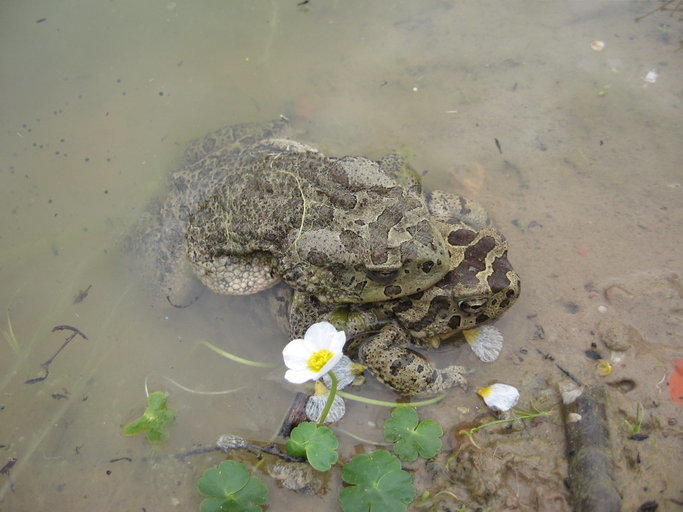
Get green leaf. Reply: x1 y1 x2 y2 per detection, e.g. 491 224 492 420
122 391 177 443
197 460 268 512
383 407 443 461
285 421 339 471
121 416 147 435
339 450 416 512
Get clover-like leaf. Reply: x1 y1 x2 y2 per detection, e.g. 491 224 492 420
383 406 443 461
122 391 177 443
285 421 339 471
197 460 268 512
339 449 416 512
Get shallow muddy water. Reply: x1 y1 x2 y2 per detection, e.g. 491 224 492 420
1 1 682 511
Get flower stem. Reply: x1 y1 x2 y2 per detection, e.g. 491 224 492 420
317 371 338 426
337 390 447 407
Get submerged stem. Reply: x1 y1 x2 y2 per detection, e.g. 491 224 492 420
2 309 20 355
458 408 552 449
199 341 276 368
317 371 338 426
337 390 447 408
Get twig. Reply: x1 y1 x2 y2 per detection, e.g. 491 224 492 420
561 384 620 512
217 434 301 462
25 325 88 384
535 348 583 386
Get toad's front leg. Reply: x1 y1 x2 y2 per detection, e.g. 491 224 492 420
358 324 467 395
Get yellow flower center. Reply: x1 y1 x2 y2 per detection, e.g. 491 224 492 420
307 349 334 373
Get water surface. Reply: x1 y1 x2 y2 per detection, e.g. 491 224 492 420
1 1 681 510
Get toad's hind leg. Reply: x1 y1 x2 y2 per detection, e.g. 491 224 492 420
185 188 281 295
358 325 467 395
190 251 281 295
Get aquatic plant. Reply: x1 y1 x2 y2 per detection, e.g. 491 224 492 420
284 421 339 472
122 391 176 443
197 460 268 512
282 321 346 384
339 450 416 512
458 406 551 449
282 321 347 425
186 321 453 510
624 402 647 440
305 380 346 424
383 406 443 461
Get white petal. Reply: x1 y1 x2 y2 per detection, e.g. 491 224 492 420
323 355 363 390
305 321 338 344
284 368 316 384
282 339 309 369
282 337 306 356
301 321 346 354
282 322 348 383
466 326 503 363
305 393 346 423
328 330 347 353
477 383 519 412
301 335 320 353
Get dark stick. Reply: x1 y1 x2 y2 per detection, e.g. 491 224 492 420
165 289 203 308
216 434 302 462
561 384 621 512
535 348 583 386
25 325 88 384
278 392 309 437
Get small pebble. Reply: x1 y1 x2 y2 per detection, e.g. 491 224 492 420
585 350 602 360
597 319 641 351
591 40 605 51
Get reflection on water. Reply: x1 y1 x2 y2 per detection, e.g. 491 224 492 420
1 1 681 510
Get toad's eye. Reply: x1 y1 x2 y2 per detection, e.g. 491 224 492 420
458 297 488 314
365 269 399 284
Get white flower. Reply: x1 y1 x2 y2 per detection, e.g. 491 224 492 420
282 322 346 384
476 383 520 412
463 326 503 363
305 381 346 424
322 355 365 390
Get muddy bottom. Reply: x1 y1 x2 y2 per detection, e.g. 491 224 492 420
264 271 683 511
2 1 682 511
